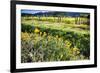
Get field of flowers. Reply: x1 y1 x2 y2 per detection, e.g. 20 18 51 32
21 16 90 63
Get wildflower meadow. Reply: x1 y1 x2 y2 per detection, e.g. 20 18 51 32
21 10 90 63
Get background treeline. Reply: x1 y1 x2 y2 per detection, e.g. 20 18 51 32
22 11 90 25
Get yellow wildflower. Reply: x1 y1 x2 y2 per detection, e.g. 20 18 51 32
58 37 62 41
65 41 71 48
73 47 79 51
56 35 59 38
43 32 47 36
65 40 68 43
73 47 80 55
48 35 51 40
77 51 80 54
21 32 30 41
34 28 40 33
40 32 42 35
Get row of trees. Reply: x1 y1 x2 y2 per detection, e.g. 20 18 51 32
22 11 90 25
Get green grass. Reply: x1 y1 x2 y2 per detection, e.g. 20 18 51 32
21 17 89 34
21 16 90 63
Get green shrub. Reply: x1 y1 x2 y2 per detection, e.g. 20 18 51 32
21 24 90 58
21 32 88 63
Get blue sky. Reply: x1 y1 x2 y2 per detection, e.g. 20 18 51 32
21 9 89 17
21 10 50 14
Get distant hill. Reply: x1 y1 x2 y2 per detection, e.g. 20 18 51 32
21 11 89 17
